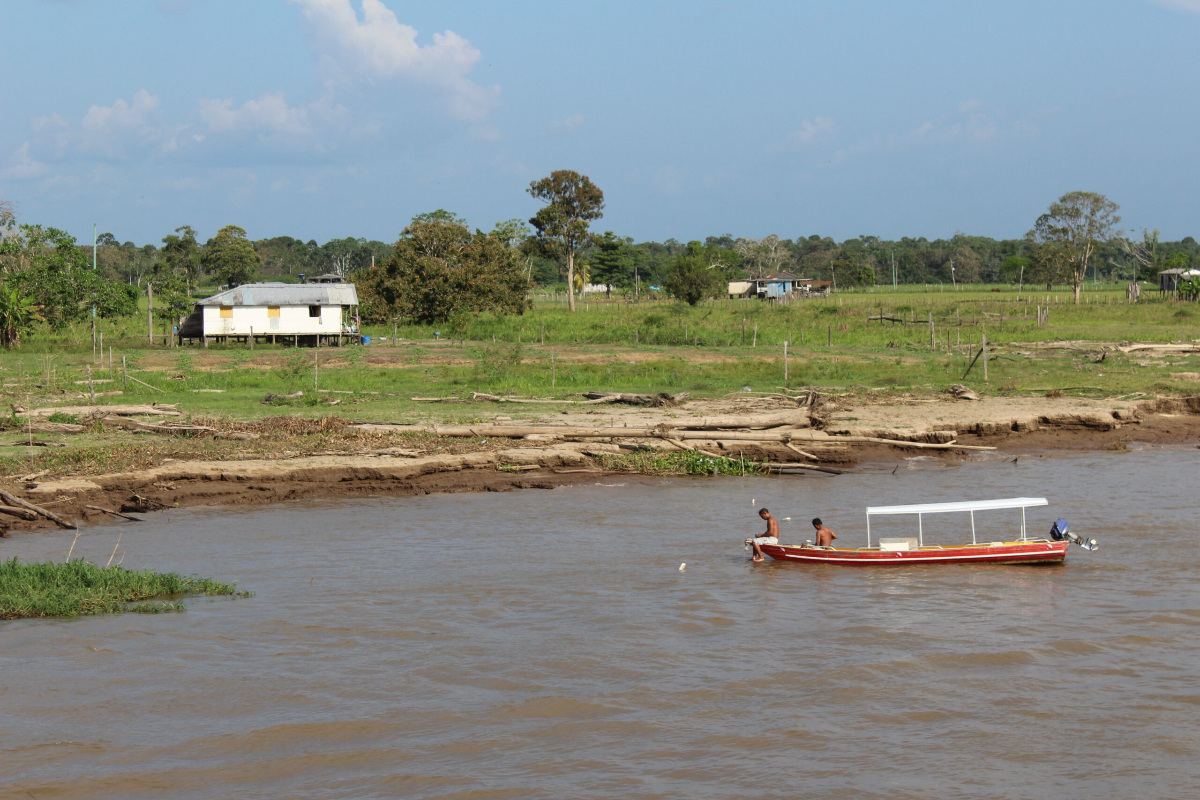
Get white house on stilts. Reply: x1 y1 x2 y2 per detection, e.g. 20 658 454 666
178 282 360 346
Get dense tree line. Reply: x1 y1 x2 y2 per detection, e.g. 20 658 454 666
571 230 1198 294
3 182 1200 346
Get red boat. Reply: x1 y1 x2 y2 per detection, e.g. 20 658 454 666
749 497 1097 566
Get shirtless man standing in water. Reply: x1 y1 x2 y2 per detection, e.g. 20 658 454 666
750 508 780 562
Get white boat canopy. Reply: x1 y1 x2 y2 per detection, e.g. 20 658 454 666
866 498 1048 516
863 498 1050 546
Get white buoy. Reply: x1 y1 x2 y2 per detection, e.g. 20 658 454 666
783 517 791 521
678 562 686 571
752 498 756 505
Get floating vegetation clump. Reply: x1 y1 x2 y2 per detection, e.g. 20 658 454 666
0 558 250 620
596 449 767 476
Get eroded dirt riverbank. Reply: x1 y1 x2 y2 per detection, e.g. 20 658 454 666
2 393 1199 536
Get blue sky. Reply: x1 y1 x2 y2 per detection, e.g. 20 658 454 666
2 0 1198 246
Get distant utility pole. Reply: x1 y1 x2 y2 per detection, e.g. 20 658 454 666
91 224 97 350
891 250 897 291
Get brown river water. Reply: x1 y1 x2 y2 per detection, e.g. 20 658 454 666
2 448 1199 799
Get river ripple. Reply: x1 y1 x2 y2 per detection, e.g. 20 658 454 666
2 448 1198 799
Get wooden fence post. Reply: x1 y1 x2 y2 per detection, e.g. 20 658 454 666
982 334 988 381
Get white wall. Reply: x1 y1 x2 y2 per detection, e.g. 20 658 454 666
202 305 346 336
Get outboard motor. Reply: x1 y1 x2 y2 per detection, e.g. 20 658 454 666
1050 519 1099 551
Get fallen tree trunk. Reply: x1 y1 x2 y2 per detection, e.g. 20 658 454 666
765 462 847 475
672 411 810 430
85 504 143 522
0 489 77 529
581 391 688 406
28 404 179 418
0 505 40 520
104 416 216 435
29 421 87 434
348 423 994 450
470 392 620 405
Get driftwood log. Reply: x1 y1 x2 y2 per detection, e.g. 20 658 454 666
0 505 40 520
347 423 994 451
582 392 690 406
667 411 810 430
103 416 216 435
764 462 847 475
0 489 76 529
469 393 620 405
85 505 143 522
27 404 178 418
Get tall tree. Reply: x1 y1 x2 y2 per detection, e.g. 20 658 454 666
0 224 135 329
159 225 203 293
735 235 790 278
411 209 468 227
1119 228 1162 281
203 225 260 288
590 232 639 293
528 170 604 311
357 219 530 324
1028 192 1121 303
663 241 735 305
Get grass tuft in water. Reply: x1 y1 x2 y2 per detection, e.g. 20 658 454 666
0 558 250 620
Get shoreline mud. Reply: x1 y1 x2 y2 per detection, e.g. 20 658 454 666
2 394 1199 536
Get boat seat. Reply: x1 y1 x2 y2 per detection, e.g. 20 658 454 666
878 537 918 552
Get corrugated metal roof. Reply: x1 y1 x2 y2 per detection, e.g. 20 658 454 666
196 282 358 306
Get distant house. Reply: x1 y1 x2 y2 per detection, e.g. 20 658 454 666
1159 268 1200 292
178 282 360 345
727 273 831 300
728 281 754 298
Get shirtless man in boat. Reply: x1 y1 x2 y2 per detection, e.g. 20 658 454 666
750 508 779 562
813 518 838 547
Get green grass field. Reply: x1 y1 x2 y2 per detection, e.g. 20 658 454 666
0 284 1196 478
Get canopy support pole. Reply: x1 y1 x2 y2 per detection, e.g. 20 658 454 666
866 513 871 548
970 510 976 545
918 514 923 547
1021 507 1026 541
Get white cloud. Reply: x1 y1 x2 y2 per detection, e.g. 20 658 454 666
287 0 499 120
1149 0 1200 13
789 116 836 146
199 95 305 136
76 89 166 158
551 114 585 134
0 142 50 180
909 100 999 143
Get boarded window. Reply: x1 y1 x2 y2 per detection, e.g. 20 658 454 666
267 306 280 318
309 305 321 318
219 306 233 319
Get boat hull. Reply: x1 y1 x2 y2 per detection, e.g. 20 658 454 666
758 540 1069 566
